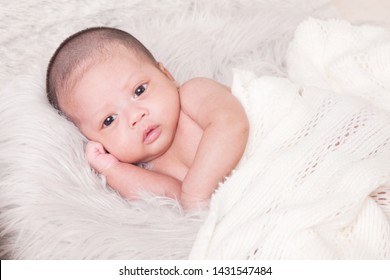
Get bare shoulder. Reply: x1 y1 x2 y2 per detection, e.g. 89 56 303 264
178 77 247 128
179 77 231 98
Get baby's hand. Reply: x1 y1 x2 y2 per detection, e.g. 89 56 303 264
85 141 119 175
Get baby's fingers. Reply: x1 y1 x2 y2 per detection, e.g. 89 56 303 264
85 141 119 175
85 140 106 159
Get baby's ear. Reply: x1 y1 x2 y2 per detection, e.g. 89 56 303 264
158 62 176 82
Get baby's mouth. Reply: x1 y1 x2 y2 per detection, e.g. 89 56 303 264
143 126 161 144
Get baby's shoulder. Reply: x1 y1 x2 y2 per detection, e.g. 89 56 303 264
179 77 229 97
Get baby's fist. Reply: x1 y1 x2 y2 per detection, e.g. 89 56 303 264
85 141 119 175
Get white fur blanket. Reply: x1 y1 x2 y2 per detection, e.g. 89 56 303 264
190 19 390 259
0 0 336 259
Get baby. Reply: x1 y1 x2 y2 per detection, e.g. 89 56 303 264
46 27 249 209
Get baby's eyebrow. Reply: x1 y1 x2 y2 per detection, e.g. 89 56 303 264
121 74 134 91
90 105 110 129
122 70 147 92
92 103 106 119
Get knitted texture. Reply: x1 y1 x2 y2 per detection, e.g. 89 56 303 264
190 19 390 259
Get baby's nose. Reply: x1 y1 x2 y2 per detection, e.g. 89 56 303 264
130 112 146 127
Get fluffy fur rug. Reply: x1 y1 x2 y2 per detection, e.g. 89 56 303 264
0 0 337 259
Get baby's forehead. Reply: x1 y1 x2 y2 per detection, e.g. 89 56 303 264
70 43 139 77
56 58 98 120
67 45 149 88
57 46 130 119
59 44 118 95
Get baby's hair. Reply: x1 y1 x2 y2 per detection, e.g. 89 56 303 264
46 27 156 111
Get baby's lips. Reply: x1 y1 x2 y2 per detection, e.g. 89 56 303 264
143 125 161 144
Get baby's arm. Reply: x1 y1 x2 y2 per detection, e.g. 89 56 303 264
179 78 249 208
85 141 181 199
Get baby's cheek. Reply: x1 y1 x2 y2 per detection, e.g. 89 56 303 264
108 144 132 163
104 133 141 164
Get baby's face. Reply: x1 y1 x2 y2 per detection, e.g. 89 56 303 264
62 46 181 164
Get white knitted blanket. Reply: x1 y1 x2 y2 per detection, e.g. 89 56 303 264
190 18 390 259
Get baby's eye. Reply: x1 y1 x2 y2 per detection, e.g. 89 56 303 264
134 84 148 97
103 115 117 127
